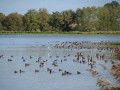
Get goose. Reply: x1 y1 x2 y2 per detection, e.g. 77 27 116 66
8 59 12 61
25 63 30 67
14 70 18 73
49 69 55 74
30 56 32 58
20 69 25 73
77 71 81 74
35 69 39 72
59 69 62 71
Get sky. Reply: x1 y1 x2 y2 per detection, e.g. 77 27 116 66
0 0 120 15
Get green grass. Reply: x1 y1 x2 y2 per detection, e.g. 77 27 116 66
106 42 120 47
0 31 120 36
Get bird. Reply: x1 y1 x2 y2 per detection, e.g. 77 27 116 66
14 70 18 73
77 71 81 74
20 69 25 73
48 47 50 52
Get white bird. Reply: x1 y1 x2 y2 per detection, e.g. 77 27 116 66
48 47 50 52
48 47 50 57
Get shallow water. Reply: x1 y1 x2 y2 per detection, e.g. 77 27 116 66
0 35 120 90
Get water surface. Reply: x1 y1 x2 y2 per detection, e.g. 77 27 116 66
0 35 120 90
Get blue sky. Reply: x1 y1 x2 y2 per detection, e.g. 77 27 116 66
0 0 120 15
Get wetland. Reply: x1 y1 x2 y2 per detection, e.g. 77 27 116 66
0 35 120 90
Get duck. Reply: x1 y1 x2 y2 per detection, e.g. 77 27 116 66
49 69 55 74
20 69 25 73
35 69 39 72
30 56 32 58
11 56 13 58
59 69 62 71
77 71 81 74
23 59 25 62
8 59 12 62
104 60 108 63
14 70 18 73
62 70 72 75
62 72 66 75
25 63 30 67
93 61 96 64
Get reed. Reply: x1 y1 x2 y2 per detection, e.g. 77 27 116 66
110 64 120 84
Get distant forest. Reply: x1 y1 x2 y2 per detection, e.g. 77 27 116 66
0 1 120 32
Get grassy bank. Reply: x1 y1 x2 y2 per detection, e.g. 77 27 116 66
0 31 120 36
106 42 120 48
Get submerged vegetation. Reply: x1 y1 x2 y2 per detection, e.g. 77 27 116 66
0 1 120 33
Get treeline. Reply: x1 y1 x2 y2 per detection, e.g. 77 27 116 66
0 1 120 32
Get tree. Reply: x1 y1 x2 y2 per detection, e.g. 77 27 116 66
104 1 119 8
23 9 39 31
75 7 98 31
97 1 120 31
0 1 119 32
37 8 52 32
61 9 75 31
5 12 23 31
0 13 6 31
50 11 64 32
88 6 98 31
103 1 120 31
75 8 85 31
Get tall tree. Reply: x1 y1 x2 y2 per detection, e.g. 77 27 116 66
0 13 6 31
75 8 85 31
104 1 119 8
104 1 120 31
23 9 39 31
98 1 120 31
88 6 98 31
5 12 23 31
50 11 64 32
0 1 119 32
82 7 98 31
61 9 75 31
37 8 52 32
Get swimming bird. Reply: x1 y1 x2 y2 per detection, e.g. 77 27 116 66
35 69 39 72
20 69 25 73
59 69 62 71
25 63 30 67
14 70 18 73
77 71 81 74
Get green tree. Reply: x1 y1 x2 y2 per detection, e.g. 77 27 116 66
88 6 98 31
5 12 23 31
0 13 6 31
23 9 39 31
98 1 120 31
37 8 52 32
75 8 85 31
0 1 119 32
61 9 75 31
104 1 119 8
104 1 120 31
50 11 64 32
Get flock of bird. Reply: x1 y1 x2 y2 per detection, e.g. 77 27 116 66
0 41 120 89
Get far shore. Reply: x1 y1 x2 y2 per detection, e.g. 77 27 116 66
0 31 120 36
